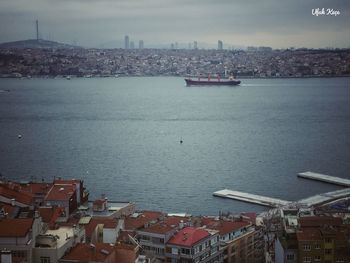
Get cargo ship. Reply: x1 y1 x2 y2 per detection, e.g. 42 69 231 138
185 75 241 86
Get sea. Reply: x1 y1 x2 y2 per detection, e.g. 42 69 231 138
0 77 350 215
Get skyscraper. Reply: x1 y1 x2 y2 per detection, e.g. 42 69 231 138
130 41 134 49
124 35 129 49
139 40 144 49
218 40 223 50
36 20 39 40
193 41 198 50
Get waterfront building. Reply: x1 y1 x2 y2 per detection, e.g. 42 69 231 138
0 216 42 263
82 217 122 244
33 225 85 263
137 222 178 261
296 216 350 263
275 213 350 263
165 227 223 263
124 211 163 230
203 217 264 263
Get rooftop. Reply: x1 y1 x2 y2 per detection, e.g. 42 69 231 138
167 227 210 247
201 218 251 235
139 222 176 235
0 218 33 237
45 184 75 201
124 211 162 230
61 243 115 262
0 183 34 206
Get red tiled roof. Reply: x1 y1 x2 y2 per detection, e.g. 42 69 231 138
62 243 115 262
164 216 191 227
140 222 176 235
38 207 56 223
117 230 136 243
19 182 53 196
84 217 117 238
167 227 209 247
124 211 162 230
202 218 250 235
0 218 34 237
297 228 322 241
299 216 342 228
0 184 34 206
45 184 76 201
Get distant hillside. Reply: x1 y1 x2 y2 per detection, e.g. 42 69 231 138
0 39 81 49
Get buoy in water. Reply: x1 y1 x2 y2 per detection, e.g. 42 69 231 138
180 139 183 144
18 134 22 139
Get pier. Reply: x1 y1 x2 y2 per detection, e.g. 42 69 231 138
298 171 350 187
214 188 350 208
298 188 350 207
213 189 290 207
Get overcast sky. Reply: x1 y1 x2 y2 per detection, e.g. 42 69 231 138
0 0 349 48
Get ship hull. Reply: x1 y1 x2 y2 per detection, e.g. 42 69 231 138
185 78 241 86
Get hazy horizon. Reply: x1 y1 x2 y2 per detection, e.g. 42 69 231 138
1 0 349 49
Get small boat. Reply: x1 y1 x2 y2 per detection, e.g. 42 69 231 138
185 76 240 86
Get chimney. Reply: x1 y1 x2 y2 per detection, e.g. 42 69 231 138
1 249 12 263
11 198 15 206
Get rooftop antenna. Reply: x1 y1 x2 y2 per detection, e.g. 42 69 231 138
36 20 39 41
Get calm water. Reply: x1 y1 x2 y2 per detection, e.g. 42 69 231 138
1 77 350 215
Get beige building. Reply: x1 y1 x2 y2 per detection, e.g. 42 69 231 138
33 225 85 263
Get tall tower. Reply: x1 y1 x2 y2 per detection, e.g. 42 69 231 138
218 40 223 50
36 20 39 41
139 40 144 49
124 35 129 49
193 41 198 50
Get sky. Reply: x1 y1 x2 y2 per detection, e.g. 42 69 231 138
0 0 349 48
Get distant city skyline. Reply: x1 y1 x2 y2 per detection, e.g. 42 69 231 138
0 0 349 49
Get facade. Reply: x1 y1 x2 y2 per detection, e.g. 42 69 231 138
33 225 85 263
0 217 42 263
44 184 77 218
275 235 298 263
165 227 222 263
139 40 144 49
137 222 177 260
202 218 264 263
125 35 130 49
218 40 223 50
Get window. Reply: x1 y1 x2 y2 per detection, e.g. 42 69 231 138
336 258 344 263
172 247 178 255
314 243 320 249
303 256 311 263
286 254 294 260
40 257 51 263
315 255 321 262
303 244 311 251
325 249 332 255
12 251 26 259
325 237 332 243
181 248 190 255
